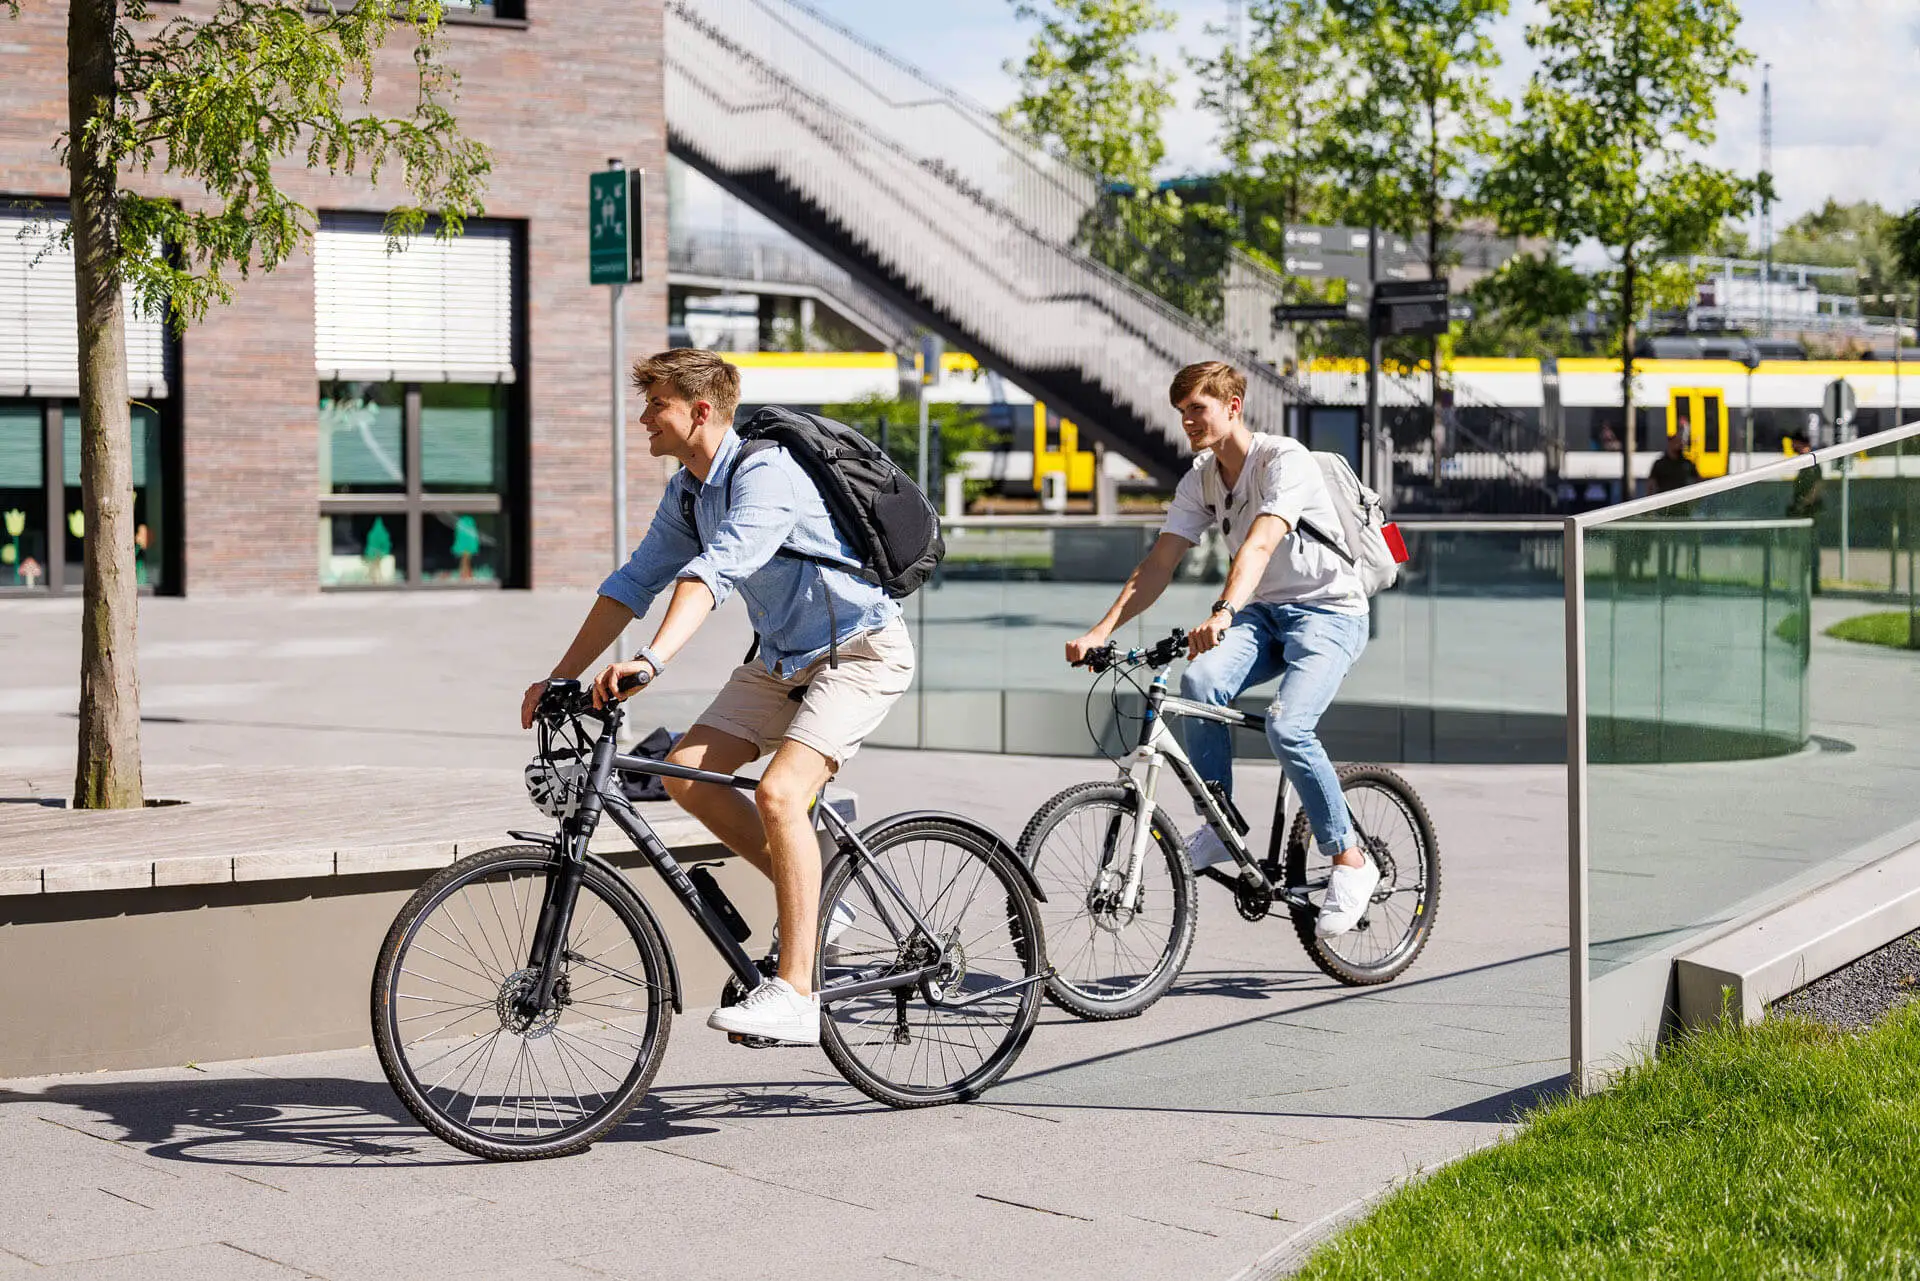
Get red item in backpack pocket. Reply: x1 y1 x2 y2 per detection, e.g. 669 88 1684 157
1381 522 1410 564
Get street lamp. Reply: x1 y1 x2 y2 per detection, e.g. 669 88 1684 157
1740 345 1762 470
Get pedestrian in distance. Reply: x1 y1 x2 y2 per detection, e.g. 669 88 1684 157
519 348 915 1046
1062 361 1378 938
1648 422 1702 496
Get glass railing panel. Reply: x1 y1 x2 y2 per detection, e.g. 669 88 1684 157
885 519 1567 765
1581 428 1920 983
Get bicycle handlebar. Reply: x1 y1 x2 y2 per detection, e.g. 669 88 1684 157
535 670 652 723
1072 627 1190 674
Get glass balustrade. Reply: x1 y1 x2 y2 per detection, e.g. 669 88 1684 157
1574 423 1920 1079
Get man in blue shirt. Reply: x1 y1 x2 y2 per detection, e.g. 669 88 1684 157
519 349 914 1046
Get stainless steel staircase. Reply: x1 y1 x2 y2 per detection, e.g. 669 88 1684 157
664 0 1312 484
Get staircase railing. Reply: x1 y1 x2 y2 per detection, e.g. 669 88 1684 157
664 0 1315 475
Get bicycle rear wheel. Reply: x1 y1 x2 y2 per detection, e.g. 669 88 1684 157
372 845 673 1160
1285 766 1440 986
818 818 1045 1108
1017 781 1197 1020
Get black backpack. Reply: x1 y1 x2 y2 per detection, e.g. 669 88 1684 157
731 407 945 597
707 407 945 666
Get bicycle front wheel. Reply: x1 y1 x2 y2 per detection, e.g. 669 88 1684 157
1286 766 1440 986
372 845 673 1160
1018 781 1197 1020
818 818 1045 1108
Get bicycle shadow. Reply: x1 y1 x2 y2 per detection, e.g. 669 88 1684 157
0 1072 877 1170
1164 968 1321 1002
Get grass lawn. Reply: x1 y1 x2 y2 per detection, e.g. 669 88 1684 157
1296 1007 1920 1280
1824 611 1918 649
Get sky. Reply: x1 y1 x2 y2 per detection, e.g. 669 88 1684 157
799 0 1920 231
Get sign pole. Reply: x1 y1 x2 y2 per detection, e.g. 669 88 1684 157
1365 223 1382 495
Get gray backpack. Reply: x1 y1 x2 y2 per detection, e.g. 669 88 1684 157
1201 447 1406 596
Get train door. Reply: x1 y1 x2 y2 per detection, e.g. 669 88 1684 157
1666 387 1729 478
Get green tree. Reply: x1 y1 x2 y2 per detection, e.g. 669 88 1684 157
1453 252 1589 357
1187 0 1337 265
820 393 1000 506
1773 200 1903 317
1003 0 1223 318
1483 0 1759 493
1314 0 1509 453
47 0 489 808
1320 0 1509 274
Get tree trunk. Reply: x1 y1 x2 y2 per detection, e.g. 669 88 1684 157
69 0 143 810
1620 251 1637 500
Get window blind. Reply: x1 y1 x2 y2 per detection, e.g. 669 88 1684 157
314 222 516 383
0 211 170 398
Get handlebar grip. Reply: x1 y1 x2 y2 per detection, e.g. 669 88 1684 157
616 669 652 695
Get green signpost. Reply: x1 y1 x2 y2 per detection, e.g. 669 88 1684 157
588 166 639 286
591 162 642 656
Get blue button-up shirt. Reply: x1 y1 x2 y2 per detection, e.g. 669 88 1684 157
598 428 900 678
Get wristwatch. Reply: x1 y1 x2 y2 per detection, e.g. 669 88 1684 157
1210 599 1235 618
631 645 666 675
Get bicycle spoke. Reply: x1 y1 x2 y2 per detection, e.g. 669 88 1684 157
381 857 669 1151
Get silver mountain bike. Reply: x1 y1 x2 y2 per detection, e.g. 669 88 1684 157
1018 629 1440 1020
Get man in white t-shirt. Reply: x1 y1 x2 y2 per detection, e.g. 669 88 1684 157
1064 361 1378 936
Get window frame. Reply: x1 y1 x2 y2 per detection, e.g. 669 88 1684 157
319 381 509 590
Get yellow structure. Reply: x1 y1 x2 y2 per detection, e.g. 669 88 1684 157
1666 386 1730 478
1031 401 1097 493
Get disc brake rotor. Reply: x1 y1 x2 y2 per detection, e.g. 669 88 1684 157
496 968 566 1038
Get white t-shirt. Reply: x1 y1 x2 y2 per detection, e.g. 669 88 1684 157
1160 433 1367 615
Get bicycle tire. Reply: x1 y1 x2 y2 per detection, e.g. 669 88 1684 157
1284 766 1440 987
818 818 1045 1108
372 845 673 1160
1017 781 1198 1021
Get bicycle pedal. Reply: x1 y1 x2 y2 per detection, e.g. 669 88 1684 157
727 1032 807 1050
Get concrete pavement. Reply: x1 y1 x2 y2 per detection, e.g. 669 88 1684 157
0 591 1567 1278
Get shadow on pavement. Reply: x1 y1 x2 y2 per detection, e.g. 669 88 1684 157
0 1073 879 1170
1425 1076 1571 1124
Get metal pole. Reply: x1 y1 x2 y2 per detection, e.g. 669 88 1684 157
609 158 628 576
1365 223 1383 494
917 335 936 496
611 280 626 568
1841 447 1852 582
608 157 629 664
1743 364 1754 471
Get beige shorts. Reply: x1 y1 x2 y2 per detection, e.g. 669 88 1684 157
693 620 915 768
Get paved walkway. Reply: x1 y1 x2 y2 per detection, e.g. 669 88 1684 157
0 592 1567 1278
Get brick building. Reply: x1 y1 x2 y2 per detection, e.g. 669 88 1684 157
0 1 669 596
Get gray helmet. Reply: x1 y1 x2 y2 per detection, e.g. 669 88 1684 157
524 752 588 820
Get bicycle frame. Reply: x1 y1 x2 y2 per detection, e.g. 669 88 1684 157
1103 668 1303 905
516 698 961 1018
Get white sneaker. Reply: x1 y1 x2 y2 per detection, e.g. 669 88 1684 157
1316 860 1382 938
1184 826 1235 874
707 977 820 1045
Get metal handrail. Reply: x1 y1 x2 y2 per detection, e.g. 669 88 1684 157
1573 418 1920 528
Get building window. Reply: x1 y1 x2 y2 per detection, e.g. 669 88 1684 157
0 399 167 593
318 381 508 588
314 212 521 589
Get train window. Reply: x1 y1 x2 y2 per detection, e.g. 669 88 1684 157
1702 396 1722 451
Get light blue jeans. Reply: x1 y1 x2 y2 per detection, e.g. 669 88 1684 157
1178 602 1369 857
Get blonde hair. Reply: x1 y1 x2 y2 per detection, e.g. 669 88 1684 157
1168 360 1247 409
631 348 742 424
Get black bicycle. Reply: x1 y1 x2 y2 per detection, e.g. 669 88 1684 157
1018 629 1439 1020
371 676 1049 1160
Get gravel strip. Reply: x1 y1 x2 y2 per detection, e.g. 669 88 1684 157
1772 928 1920 1030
